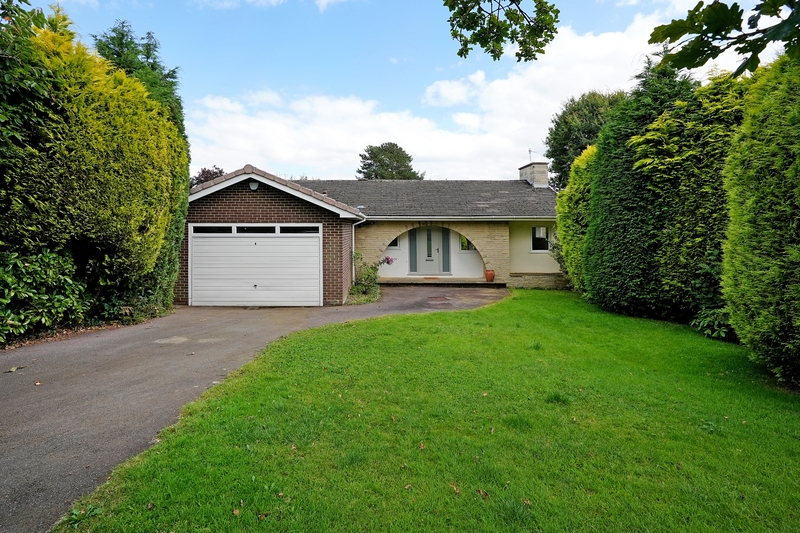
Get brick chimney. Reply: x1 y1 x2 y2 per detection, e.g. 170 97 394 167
519 161 549 188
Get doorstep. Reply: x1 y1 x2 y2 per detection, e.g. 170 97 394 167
379 277 506 288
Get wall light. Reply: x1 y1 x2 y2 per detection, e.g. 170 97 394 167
249 181 259 191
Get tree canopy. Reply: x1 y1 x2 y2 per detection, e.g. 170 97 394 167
650 1 800 76
356 142 425 180
191 166 226 188
93 20 185 137
444 0 559 61
544 90 625 190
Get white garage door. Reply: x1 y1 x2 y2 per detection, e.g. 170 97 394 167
190 224 322 306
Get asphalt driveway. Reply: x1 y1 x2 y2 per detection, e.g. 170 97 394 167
0 285 507 533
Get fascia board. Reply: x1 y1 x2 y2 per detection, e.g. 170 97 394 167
189 174 363 220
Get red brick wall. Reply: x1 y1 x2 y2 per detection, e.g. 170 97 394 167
175 181 355 306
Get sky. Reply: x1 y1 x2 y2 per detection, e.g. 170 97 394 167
28 0 776 180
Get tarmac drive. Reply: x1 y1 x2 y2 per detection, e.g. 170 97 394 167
0 285 507 533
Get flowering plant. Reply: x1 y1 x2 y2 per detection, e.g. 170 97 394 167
351 253 395 296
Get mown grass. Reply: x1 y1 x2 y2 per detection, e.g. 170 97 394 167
54 290 800 532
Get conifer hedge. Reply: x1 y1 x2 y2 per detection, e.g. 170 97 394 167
555 145 598 291
630 74 747 324
583 62 696 318
723 56 800 384
0 16 188 321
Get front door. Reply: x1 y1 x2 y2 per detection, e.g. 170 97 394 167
417 227 449 274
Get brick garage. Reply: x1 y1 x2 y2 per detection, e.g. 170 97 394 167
175 167 362 306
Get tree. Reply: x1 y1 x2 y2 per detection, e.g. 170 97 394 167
93 20 185 137
555 145 596 292
544 90 625 190
629 73 747 326
722 55 800 384
444 0 559 61
191 166 226 188
582 59 697 318
356 142 425 180
650 1 800 76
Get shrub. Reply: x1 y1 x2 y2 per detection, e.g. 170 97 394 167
0 250 89 345
555 145 597 291
722 55 800 384
583 60 696 318
349 253 395 302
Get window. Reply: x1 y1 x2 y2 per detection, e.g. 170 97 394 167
388 236 399 248
460 235 476 251
193 226 232 233
237 226 276 234
279 226 319 234
426 228 433 259
531 226 550 251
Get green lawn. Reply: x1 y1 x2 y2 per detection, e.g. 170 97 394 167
55 290 800 532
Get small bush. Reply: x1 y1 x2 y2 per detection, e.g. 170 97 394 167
0 250 90 345
348 253 395 303
690 306 735 341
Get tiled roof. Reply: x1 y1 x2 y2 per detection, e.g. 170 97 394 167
303 179 556 219
189 164 363 218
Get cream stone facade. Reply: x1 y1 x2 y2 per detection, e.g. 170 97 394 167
356 220 563 287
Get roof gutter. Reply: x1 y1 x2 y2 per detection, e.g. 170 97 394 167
359 216 556 221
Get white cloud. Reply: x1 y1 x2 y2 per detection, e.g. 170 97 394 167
422 70 486 107
452 113 481 133
315 0 350 12
243 90 283 107
186 8 771 181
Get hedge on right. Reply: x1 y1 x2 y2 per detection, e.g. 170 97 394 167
723 55 800 384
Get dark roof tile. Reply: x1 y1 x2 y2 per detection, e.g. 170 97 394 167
303 180 555 219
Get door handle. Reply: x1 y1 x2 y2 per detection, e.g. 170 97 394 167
436 248 439 253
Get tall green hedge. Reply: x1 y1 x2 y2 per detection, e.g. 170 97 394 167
630 74 747 322
583 61 696 318
723 55 800 384
0 19 188 317
555 144 598 291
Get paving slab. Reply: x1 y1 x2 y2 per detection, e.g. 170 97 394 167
0 285 507 533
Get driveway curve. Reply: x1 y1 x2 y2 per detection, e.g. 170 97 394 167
0 286 507 533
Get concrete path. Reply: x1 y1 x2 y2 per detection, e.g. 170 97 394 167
0 286 507 533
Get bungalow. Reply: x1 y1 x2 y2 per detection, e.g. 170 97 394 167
175 163 564 307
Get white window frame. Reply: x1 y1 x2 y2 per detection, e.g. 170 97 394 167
531 225 550 253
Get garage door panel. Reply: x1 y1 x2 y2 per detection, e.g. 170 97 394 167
190 234 321 306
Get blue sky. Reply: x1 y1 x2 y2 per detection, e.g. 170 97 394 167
31 0 768 180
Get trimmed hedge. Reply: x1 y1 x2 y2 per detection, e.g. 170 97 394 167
583 61 696 318
630 74 747 324
723 56 800 384
555 144 598 291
